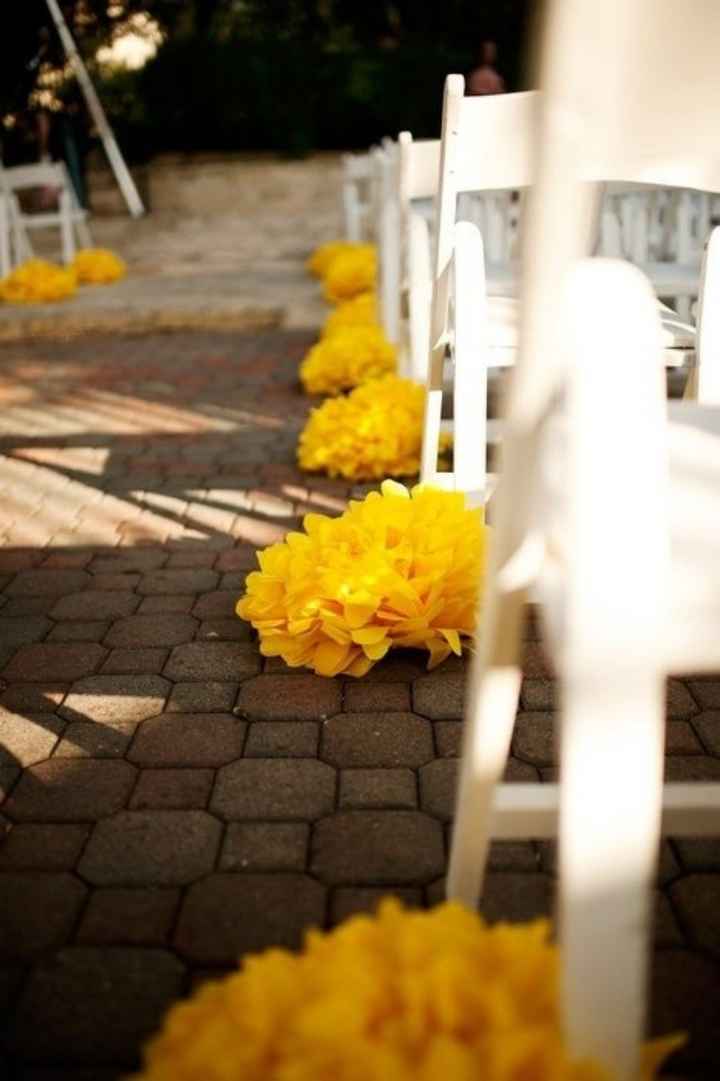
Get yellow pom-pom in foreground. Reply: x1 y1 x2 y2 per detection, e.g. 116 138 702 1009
237 480 487 676
0 259 77 304
324 245 377 302
300 325 395 396
306 240 357 279
299 375 450 481
321 291 378 337
131 898 681 1081
72 248 126 284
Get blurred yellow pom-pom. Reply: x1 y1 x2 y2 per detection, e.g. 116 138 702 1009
321 291 378 337
72 248 126 284
237 480 487 677
323 245 377 302
298 374 450 481
306 240 356 278
0 259 77 304
131 896 681 1081
300 325 395 396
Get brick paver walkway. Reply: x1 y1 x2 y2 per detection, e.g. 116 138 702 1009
0 330 718 1079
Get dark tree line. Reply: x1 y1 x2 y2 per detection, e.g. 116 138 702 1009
2 1 534 159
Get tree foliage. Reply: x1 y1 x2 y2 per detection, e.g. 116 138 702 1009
2 1 532 158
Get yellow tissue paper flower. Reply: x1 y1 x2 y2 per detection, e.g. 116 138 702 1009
237 479 487 676
298 375 451 481
300 325 396 396
0 259 76 304
324 245 377 302
72 247 126 284
307 240 358 278
130 898 681 1081
322 291 378 337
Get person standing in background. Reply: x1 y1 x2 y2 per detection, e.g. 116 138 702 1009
466 41 506 96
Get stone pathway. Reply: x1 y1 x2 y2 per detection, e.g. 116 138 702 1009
0 330 718 1079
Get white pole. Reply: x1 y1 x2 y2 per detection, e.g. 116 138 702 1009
44 0 145 218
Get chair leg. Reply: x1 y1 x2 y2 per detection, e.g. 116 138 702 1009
447 581 525 906
453 221 489 502
695 226 720 404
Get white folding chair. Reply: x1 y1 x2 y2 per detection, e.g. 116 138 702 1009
448 1 720 1078
420 74 712 504
0 161 92 268
341 152 374 244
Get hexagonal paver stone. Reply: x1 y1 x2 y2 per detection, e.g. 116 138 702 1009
105 614 198 649
419 758 458 821
311 811 444 885
479 871 553 923
139 568 219 595
8 947 185 1064
129 713 246 767
512 712 555 767
339 769 417 810
0 823 89 870
236 674 342 721
670 874 720 955
3 644 107 683
77 888 180 946
413 673 464 719
0 617 51 649
164 642 260 681
50 592 140 622
6 569 90 596
650 950 720 1071
59 674 170 726
693 711 720 755
321 713 433 768
521 679 556 711
5 760 136 822
211 759 336 820
0 872 86 958
175 873 325 963
665 756 720 781
435 721 462 757
129 768 214 810
0 712 64 767
79 810 221 886
54 721 135 759
666 679 698 719
343 683 411 713
330 887 423 925
220 822 309 872
244 721 318 758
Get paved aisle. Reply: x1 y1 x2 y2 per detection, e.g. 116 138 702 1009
0 331 717 1078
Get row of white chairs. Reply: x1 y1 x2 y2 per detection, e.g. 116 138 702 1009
0 160 92 277
340 1 720 1077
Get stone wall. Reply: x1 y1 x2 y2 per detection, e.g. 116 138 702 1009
87 152 345 221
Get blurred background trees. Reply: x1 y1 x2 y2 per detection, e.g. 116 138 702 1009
1 1 533 162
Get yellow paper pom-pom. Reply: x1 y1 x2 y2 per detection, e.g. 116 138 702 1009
323 245 377 303
298 374 450 481
237 480 487 676
131 897 681 1081
321 291 378 337
72 248 126 284
0 259 77 304
306 240 357 279
300 325 395 396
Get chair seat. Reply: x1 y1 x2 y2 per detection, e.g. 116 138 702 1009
478 295 695 365
537 402 720 672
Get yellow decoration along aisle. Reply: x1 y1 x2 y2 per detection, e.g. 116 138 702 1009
237 480 487 677
73 248 126 284
321 291 378 337
130 898 681 1081
300 325 396 396
323 244 377 302
298 374 451 481
0 259 77 304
